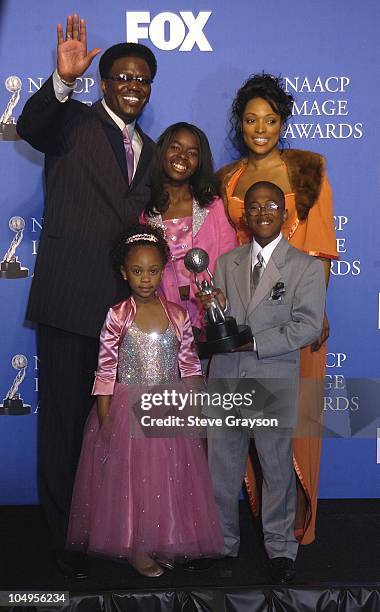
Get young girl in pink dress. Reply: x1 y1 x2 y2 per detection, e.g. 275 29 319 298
67 225 223 577
142 122 237 332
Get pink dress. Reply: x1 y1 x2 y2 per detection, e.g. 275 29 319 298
142 197 237 329
66 296 223 560
162 215 197 323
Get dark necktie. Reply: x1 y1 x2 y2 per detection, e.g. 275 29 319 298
251 251 264 296
122 126 135 184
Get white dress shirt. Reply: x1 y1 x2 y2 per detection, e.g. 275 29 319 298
251 232 283 271
250 233 284 352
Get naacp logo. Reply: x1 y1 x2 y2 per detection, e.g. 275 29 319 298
126 11 212 51
0 76 22 141
0 216 29 279
0 355 31 416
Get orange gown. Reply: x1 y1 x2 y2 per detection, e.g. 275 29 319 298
220 154 338 544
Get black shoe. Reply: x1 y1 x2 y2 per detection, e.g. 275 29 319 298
55 551 88 579
269 557 296 584
182 558 217 572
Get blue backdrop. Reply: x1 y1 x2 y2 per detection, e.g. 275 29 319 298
0 0 379 503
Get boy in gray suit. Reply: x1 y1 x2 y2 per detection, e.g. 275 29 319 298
199 181 326 583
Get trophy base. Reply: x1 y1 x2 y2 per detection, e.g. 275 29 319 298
0 123 20 141
196 317 252 358
0 398 31 415
0 261 28 278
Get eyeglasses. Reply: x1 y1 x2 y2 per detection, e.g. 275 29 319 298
107 74 152 86
245 202 281 215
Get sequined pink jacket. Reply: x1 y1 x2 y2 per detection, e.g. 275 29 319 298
92 295 202 396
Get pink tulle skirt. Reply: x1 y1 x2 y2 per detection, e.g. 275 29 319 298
67 382 223 560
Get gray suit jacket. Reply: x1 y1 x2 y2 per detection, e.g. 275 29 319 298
207 237 326 425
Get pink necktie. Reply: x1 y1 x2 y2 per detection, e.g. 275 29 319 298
122 126 134 184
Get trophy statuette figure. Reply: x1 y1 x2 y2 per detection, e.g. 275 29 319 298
0 76 22 141
0 355 31 415
184 248 252 357
0 216 29 279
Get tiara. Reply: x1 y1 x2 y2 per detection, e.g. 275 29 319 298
125 233 159 245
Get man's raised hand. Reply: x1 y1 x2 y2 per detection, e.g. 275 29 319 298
57 14 101 83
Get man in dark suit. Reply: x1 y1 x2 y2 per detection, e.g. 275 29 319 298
17 14 157 576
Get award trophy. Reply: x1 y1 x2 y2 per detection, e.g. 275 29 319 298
0 355 31 416
0 76 22 141
184 248 252 357
0 216 29 279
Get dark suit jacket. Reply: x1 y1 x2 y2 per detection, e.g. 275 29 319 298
17 76 155 338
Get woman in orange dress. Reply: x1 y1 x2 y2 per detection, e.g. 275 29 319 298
217 73 338 544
